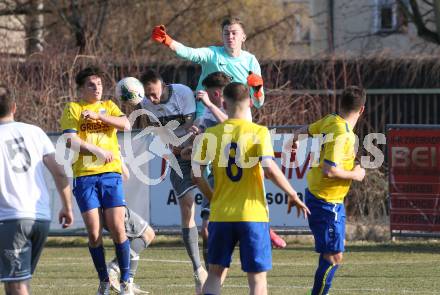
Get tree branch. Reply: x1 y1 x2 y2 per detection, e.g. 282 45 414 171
421 0 434 7
246 13 297 41
95 0 108 41
398 0 440 44
434 0 440 41
136 0 199 51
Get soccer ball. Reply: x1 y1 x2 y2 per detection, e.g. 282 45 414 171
115 77 145 106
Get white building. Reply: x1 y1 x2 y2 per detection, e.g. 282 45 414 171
0 13 26 56
309 0 440 56
0 1 44 57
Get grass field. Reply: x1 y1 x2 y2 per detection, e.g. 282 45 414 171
15 237 440 295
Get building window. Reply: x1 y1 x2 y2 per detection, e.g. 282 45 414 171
380 5 394 30
374 0 408 34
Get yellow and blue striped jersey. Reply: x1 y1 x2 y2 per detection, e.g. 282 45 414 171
193 119 274 222
60 99 124 177
306 114 356 203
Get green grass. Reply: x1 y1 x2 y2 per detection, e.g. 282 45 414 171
16 238 440 295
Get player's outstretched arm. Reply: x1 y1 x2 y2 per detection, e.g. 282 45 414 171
196 90 228 123
99 114 131 131
169 113 197 157
191 165 213 201
322 163 366 182
262 158 310 218
177 124 203 160
151 25 176 49
43 153 74 228
151 25 214 63
65 133 114 164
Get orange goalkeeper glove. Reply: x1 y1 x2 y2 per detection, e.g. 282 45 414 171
151 25 173 47
247 71 263 99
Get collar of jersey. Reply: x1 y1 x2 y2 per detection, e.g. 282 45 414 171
79 99 102 106
0 120 15 125
221 46 244 60
224 118 248 123
332 113 353 132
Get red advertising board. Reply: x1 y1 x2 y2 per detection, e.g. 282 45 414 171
388 126 440 232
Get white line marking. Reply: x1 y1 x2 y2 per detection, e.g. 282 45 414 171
41 257 440 266
30 283 440 294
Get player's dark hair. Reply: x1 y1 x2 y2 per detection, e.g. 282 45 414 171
75 66 104 88
0 86 15 118
340 86 366 113
223 82 249 103
221 17 245 31
140 70 163 85
202 71 232 89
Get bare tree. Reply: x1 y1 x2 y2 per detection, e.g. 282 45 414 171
1 0 306 59
0 0 110 54
26 0 44 54
398 0 440 44
47 0 109 53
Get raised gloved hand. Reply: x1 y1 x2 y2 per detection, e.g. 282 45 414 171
151 25 173 47
247 71 263 99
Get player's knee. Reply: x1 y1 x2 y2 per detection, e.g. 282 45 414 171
5 281 28 295
143 226 156 243
106 220 127 241
334 253 343 264
4 283 11 295
180 196 193 210
104 224 126 244
324 252 343 265
209 265 225 277
88 232 102 246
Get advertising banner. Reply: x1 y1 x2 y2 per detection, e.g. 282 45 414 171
388 125 440 233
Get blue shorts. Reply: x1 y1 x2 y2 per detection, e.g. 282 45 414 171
73 172 126 213
208 222 272 273
305 189 346 253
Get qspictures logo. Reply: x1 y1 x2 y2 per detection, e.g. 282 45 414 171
55 110 386 184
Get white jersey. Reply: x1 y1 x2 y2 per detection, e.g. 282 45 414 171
0 122 55 221
140 83 196 125
194 108 222 132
